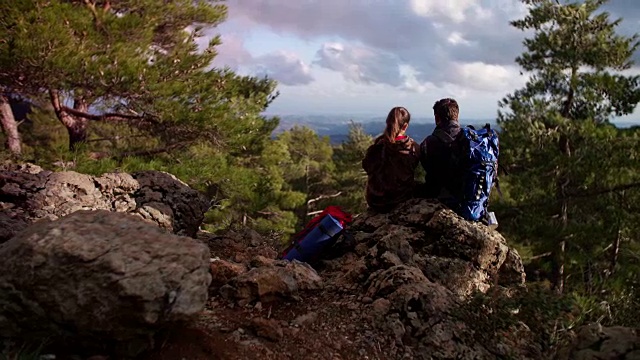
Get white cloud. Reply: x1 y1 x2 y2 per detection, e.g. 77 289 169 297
410 0 479 23
314 42 403 86
212 0 640 120
447 32 471 46
210 33 253 70
250 51 314 86
452 62 526 92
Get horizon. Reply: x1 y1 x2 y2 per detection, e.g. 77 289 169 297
267 113 640 127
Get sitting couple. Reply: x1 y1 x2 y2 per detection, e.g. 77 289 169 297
362 98 484 218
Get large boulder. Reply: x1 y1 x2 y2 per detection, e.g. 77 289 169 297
0 210 212 357
0 163 210 242
219 258 323 304
557 323 640 360
318 198 530 358
352 198 525 298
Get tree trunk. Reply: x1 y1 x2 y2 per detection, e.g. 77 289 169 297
0 95 21 156
49 90 89 151
552 67 577 295
552 199 566 294
610 226 621 275
552 133 572 294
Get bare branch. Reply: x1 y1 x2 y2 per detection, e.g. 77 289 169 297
307 191 342 205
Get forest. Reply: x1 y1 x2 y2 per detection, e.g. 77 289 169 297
1 0 639 347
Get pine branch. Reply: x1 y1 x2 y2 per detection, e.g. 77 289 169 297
566 181 640 199
499 181 640 215
60 106 147 122
85 134 149 143
114 141 191 160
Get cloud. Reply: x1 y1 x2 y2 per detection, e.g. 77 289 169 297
222 0 640 86
250 51 314 86
452 62 526 92
214 0 640 120
220 0 531 91
208 32 314 86
410 0 478 23
313 43 402 86
210 33 253 70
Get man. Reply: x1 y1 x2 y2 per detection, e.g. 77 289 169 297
418 98 461 205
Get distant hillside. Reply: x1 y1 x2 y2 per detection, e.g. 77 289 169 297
272 115 498 145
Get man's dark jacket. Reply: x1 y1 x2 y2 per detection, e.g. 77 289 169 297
418 121 461 200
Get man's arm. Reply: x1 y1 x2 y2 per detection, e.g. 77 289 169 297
419 138 429 173
420 136 442 198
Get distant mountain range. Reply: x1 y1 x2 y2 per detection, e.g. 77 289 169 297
272 114 498 144
271 114 640 144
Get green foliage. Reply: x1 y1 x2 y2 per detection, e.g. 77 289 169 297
332 121 373 216
504 0 640 123
0 339 50 360
488 0 640 340
274 126 337 225
496 0 640 324
454 284 575 357
0 0 279 152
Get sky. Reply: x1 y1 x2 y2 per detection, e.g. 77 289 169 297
207 0 640 123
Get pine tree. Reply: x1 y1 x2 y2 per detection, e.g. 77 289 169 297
0 0 277 153
275 126 338 225
332 121 373 215
497 0 640 293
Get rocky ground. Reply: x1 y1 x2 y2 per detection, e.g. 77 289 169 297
2 164 639 360
141 199 533 360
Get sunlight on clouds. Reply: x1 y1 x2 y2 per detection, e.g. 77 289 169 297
399 65 435 94
453 61 526 92
251 51 314 86
215 0 639 119
410 0 481 23
447 32 471 46
314 42 403 86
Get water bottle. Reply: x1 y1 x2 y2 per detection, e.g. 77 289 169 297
486 211 498 230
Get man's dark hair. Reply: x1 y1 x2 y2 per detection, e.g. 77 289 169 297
433 98 459 124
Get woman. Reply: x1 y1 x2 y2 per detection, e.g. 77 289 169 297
362 106 420 213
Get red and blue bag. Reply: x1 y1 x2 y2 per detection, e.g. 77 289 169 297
279 206 353 265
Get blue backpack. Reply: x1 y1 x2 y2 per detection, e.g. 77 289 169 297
435 123 499 222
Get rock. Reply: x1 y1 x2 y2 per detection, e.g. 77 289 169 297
350 198 525 297
340 199 530 358
371 298 391 318
220 260 323 303
293 312 318 327
0 164 210 243
131 170 210 237
0 210 211 357
250 317 284 342
365 265 455 318
498 248 527 286
250 255 276 268
558 323 640 360
209 259 247 290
